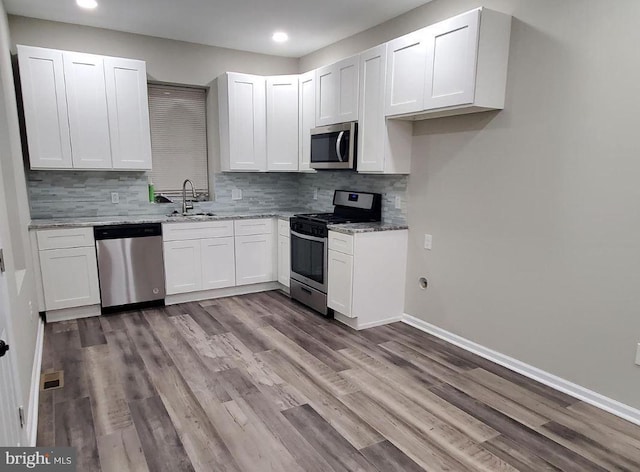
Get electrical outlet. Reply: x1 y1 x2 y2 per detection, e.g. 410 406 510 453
423 234 432 250
313 188 318 200
231 188 242 200
395 196 402 209
111 192 119 204
635 343 640 366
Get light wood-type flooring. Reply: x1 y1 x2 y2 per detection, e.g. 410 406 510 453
37 290 640 471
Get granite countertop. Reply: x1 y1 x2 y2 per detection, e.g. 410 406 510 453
29 209 306 230
327 222 409 234
30 210 409 233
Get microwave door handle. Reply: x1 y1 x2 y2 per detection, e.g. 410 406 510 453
335 131 345 162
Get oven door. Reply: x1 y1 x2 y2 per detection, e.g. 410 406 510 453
290 230 327 292
310 122 356 170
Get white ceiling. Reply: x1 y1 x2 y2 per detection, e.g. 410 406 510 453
4 0 432 57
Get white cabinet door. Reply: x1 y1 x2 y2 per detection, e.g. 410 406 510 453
40 247 100 310
278 234 290 287
385 28 429 116
63 52 112 169
219 72 267 171
423 9 480 110
164 240 202 294
104 57 153 170
201 237 236 290
266 75 298 171
358 44 413 175
235 233 275 286
17 46 73 169
315 55 359 126
327 249 353 317
358 45 387 173
298 71 316 172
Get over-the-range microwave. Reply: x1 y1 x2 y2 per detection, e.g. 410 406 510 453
310 122 357 170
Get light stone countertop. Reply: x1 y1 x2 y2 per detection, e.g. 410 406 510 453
29 209 305 230
326 222 409 235
29 210 408 234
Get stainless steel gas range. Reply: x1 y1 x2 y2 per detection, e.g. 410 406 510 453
289 190 381 316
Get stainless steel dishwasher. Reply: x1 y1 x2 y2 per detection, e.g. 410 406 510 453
94 223 165 309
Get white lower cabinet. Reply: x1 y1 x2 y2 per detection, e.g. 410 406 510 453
235 233 275 286
278 233 290 287
36 228 100 311
163 222 237 295
202 237 236 290
328 230 408 329
164 239 203 294
327 249 354 317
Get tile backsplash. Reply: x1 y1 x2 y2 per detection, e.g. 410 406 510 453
27 170 408 224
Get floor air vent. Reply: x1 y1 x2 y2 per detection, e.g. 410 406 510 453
40 371 64 391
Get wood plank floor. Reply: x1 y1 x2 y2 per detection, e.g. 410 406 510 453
37 291 640 472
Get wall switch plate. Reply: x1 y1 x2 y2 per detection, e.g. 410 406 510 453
231 188 242 200
635 343 640 366
111 192 119 204
313 188 318 200
424 234 432 250
395 196 402 209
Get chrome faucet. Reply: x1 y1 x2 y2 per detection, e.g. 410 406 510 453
182 179 196 214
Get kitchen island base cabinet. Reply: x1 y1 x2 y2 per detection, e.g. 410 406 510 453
328 230 408 330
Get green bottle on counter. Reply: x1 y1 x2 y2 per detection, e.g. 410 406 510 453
148 177 155 203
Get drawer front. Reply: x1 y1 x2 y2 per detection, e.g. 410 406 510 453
278 219 290 237
37 227 95 250
234 218 274 236
163 221 234 241
328 231 354 255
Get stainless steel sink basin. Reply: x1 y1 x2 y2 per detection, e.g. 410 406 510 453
166 212 216 218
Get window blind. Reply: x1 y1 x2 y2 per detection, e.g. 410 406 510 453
148 84 209 198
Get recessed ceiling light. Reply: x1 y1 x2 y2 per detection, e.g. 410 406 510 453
77 0 98 9
272 32 289 43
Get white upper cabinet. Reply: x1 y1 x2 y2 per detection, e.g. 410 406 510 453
423 8 480 110
384 28 429 117
315 55 359 126
63 52 112 169
266 75 298 172
386 8 511 120
358 44 412 174
298 71 316 172
218 72 267 172
17 46 72 169
104 57 152 170
17 45 153 171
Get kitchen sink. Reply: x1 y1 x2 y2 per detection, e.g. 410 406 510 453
166 212 216 218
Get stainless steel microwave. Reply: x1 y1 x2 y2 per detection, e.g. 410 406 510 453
310 122 357 170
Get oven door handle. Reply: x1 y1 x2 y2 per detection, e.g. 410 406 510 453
291 230 326 243
335 131 345 162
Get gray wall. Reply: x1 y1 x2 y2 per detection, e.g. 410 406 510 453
0 0 39 427
301 0 640 410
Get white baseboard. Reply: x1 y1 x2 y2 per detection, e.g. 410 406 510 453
334 311 403 330
166 282 281 306
27 317 44 446
402 314 640 427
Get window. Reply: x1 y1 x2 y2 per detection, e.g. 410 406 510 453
148 84 208 199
